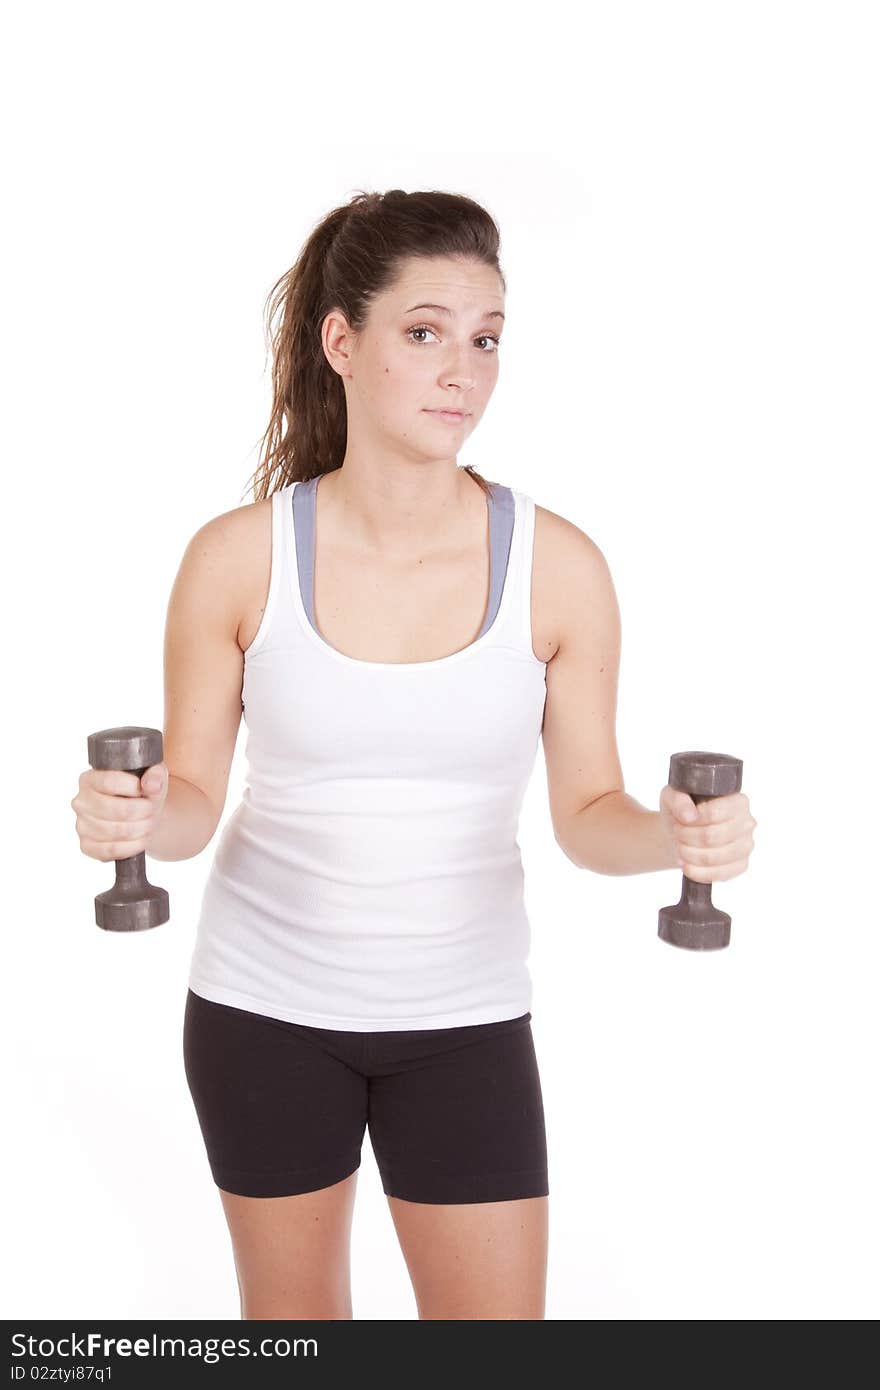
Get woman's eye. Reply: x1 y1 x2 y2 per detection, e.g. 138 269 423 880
406 325 500 352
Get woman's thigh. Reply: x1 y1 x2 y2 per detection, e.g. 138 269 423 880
182 989 369 1317
220 1172 359 1319
183 988 369 1196
366 1012 550 1318
367 1013 549 1205
388 1193 548 1319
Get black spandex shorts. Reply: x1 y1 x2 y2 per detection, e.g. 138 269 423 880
182 988 549 1204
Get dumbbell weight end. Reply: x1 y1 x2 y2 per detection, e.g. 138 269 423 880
94 850 169 932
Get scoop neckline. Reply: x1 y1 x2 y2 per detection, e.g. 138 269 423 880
285 477 519 671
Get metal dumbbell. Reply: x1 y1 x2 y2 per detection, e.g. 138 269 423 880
86 725 170 932
658 750 743 951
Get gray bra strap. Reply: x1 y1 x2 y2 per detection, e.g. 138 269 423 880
292 475 514 640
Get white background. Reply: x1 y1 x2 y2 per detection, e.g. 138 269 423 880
3 0 877 1321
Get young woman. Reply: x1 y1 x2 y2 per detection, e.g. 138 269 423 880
73 188 756 1319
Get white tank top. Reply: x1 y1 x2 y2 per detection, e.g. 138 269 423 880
187 474 548 1031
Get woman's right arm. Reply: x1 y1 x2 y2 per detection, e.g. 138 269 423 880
72 510 249 864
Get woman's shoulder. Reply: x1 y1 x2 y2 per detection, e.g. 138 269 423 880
190 494 273 574
531 499 612 653
174 495 274 653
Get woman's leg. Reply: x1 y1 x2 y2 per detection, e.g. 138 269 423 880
183 989 369 1317
386 1193 548 1319
219 1170 359 1319
366 1012 550 1318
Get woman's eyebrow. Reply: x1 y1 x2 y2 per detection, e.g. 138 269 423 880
404 302 505 321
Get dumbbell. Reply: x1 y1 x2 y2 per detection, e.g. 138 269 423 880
658 750 743 951
86 725 170 932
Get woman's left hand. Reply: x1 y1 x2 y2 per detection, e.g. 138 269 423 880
659 784 757 882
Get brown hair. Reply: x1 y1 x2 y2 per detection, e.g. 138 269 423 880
241 189 506 504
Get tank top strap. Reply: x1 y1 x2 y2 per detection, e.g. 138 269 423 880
482 482 513 640
501 485 541 664
289 475 317 623
239 483 291 661
275 479 298 610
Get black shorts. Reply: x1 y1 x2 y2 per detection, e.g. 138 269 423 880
182 987 549 1204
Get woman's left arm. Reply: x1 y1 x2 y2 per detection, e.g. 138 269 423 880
540 517 757 878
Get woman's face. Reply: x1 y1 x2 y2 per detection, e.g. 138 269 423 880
323 255 505 465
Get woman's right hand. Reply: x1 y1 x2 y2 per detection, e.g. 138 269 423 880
71 762 169 862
